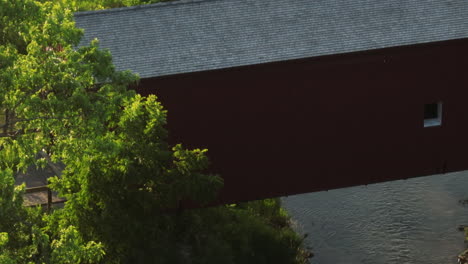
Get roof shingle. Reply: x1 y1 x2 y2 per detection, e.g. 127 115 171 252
74 0 468 78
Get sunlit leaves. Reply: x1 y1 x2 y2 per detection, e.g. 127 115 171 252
0 0 225 262
0 232 15 264
70 0 167 11
50 226 105 264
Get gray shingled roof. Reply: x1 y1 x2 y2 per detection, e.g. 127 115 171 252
74 0 468 79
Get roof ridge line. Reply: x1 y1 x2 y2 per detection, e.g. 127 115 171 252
74 0 218 17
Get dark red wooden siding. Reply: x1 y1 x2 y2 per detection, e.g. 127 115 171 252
137 38 468 203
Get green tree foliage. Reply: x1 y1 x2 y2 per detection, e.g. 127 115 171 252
178 199 312 264
0 0 311 263
70 0 170 11
0 232 16 264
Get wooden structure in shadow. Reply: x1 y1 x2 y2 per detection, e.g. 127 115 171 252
138 39 468 203
74 0 468 204
24 186 65 212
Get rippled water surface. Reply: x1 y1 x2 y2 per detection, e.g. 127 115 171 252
281 171 468 264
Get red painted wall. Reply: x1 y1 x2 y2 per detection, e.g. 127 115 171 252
137 39 468 203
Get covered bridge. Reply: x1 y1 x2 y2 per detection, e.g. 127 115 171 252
75 0 468 203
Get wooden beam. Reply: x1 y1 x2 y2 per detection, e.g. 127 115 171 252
24 185 66 211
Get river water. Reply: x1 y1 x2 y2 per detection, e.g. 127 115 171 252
281 171 468 264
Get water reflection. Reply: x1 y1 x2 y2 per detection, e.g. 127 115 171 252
281 171 468 264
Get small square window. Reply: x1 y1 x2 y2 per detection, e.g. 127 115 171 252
424 102 442 127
